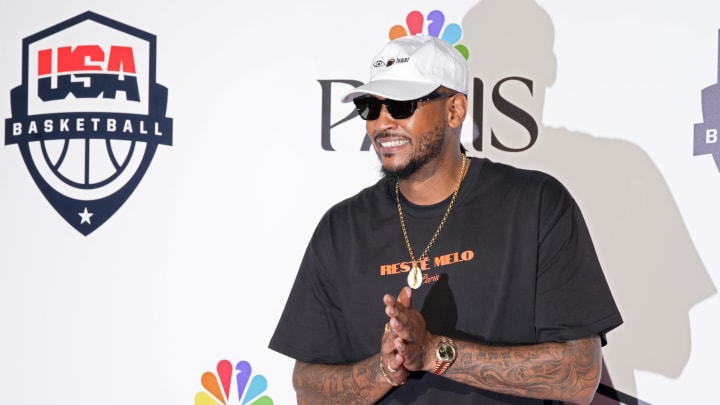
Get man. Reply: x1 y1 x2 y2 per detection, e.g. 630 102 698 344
269 34 622 405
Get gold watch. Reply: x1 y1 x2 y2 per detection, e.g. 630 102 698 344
431 337 456 375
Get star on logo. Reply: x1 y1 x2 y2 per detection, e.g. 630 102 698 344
78 207 94 224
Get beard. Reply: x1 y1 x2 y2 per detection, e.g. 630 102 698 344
378 124 445 179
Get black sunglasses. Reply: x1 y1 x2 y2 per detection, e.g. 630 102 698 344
352 91 455 121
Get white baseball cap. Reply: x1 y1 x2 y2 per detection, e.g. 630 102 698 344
341 34 468 103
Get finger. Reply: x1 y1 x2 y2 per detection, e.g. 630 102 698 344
385 300 406 319
387 305 412 333
381 325 397 346
394 336 428 372
383 293 402 318
397 286 412 308
380 354 408 386
386 351 407 373
394 352 406 368
393 337 420 370
394 336 407 353
390 310 411 328
381 337 399 362
391 308 424 342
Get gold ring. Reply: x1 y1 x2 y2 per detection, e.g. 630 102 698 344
384 322 391 333
379 356 405 386
387 364 397 373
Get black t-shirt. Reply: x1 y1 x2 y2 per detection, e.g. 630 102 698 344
269 157 623 404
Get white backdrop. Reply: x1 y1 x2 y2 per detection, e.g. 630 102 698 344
0 1 717 404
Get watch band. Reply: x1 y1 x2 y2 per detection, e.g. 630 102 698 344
432 359 453 375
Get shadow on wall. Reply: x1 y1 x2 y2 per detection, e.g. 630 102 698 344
461 0 716 404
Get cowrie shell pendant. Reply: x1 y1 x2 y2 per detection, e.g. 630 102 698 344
407 266 422 289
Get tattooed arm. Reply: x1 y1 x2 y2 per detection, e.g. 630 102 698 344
293 319 413 405
384 287 602 405
292 354 403 405
443 336 601 404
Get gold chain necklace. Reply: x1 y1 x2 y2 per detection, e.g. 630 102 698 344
396 153 467 289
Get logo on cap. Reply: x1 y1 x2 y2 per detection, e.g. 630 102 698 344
4 11 173 235
373 57 411 69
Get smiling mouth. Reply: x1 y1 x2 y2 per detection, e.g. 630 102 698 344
376 136 410 149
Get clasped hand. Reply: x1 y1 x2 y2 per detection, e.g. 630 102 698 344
381 286 436 382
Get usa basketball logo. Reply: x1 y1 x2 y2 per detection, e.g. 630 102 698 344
4 11 173 235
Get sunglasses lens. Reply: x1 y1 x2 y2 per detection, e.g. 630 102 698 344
353 97 418 120
354 98 380 120
386 100 414 119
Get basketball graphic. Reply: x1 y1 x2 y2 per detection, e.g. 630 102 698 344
41 138 135 189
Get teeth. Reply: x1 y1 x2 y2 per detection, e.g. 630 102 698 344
380 139 408 147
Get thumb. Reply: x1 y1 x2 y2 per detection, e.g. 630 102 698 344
397 286 412 308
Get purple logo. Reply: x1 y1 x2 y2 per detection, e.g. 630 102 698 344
694 30 720 172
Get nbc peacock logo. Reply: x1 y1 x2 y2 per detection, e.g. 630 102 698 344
4 11 173 235
195 359 274 405
388 9 469 60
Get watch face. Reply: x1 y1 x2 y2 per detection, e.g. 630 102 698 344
438 343 455 361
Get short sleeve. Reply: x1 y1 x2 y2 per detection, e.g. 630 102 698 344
534 179 623 344
268 238 354 364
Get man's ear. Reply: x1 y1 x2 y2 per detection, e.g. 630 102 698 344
447 94 467 129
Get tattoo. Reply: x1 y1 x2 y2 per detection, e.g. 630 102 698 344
294 357 388 405
451 336 601 401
